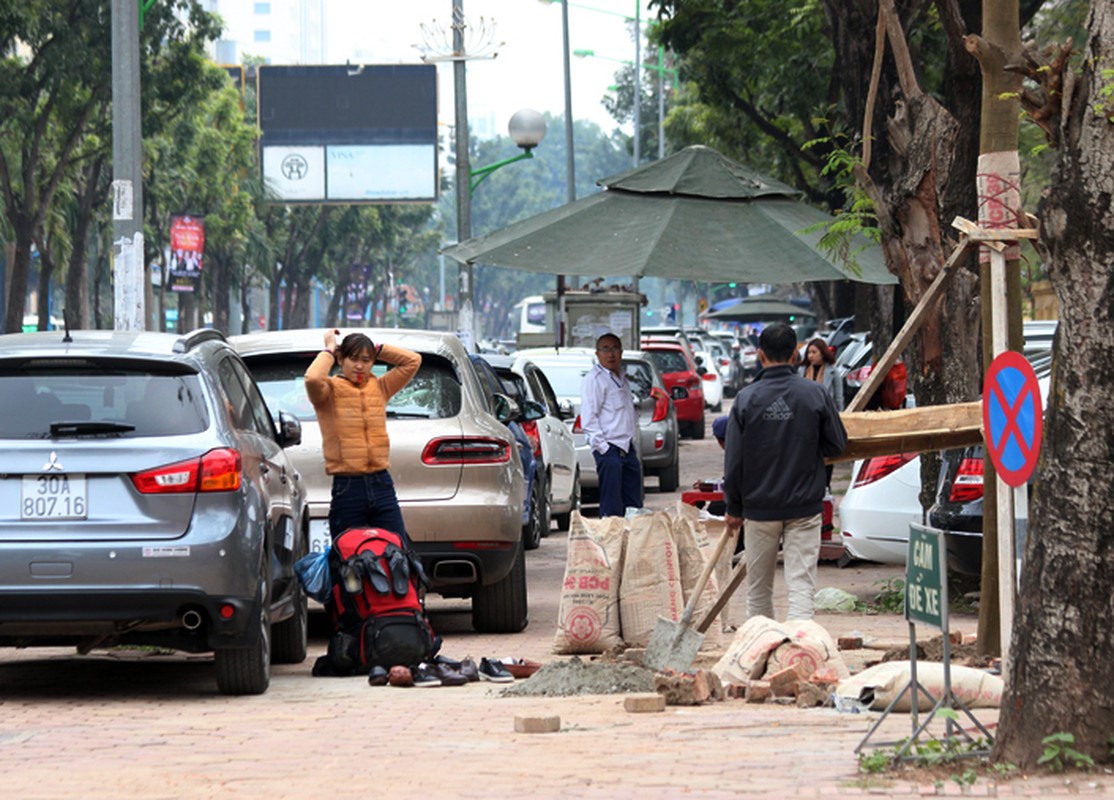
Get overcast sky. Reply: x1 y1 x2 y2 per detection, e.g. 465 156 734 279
327 0 649 136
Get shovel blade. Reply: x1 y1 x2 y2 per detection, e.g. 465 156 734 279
641 615 705 673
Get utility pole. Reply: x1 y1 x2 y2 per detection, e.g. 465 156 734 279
452 0 475 352
111 0 145 330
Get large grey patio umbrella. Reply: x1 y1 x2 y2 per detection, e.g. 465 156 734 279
442 145 895 286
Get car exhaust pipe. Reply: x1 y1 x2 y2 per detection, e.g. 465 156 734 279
180 609 204 631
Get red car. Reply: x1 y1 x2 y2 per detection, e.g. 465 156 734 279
639 340 706 439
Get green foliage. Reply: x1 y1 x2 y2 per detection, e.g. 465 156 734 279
868 577 905 614
1038 732 1095 772
858 750 891 774
1095 68 1114 122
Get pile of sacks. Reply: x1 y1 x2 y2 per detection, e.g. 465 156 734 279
553 504 735 655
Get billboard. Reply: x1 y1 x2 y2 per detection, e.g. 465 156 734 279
168 214 205 293
258 64 438 204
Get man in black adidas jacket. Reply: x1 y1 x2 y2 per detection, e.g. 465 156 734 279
723 323 847 621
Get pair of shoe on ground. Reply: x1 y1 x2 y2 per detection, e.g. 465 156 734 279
369 656 514 687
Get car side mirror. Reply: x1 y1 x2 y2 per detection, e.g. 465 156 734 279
522 398 547 422
557 398 575 421
492 393 521 425
276 409 302 447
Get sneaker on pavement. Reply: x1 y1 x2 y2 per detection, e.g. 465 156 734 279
478 657 515 683
411 663 443 688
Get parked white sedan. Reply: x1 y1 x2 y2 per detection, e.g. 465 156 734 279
694 349 724 412
838 453 923 565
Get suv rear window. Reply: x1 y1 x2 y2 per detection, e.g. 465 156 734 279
244 353 462 421
0 368 208 438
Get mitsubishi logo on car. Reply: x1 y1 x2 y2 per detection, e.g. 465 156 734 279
42 451 64 472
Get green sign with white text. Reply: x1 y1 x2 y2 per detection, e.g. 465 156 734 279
905 524 947 631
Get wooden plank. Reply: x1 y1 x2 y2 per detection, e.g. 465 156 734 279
844 236 975 412
829 402 983 463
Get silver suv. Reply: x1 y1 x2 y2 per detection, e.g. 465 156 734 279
0 329 309 695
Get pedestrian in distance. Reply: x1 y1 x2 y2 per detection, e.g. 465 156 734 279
305 329 421 544
800 336 844 410
722 323 847 621
800 336 843 490
580 332 642 517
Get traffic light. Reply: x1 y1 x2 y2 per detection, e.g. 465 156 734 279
397 287 408 315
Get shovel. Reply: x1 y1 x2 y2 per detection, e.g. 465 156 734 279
642 523 737 672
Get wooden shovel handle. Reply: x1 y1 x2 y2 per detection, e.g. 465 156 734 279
677 525 734 628
696 557 747 634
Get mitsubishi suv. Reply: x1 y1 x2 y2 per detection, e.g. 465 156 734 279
0 328 309 695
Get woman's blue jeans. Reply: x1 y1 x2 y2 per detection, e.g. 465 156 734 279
328 471 410 546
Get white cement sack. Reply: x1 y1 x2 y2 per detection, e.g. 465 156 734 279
619 510 683 647
553 512 626 654
671 501 724 651
835 661 1004 712
712 616 851 685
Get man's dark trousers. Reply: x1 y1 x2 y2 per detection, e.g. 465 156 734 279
593 444 642 517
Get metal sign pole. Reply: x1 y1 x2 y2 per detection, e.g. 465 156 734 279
989 246 1015 678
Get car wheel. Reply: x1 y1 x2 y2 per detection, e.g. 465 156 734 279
471 539 528 633
658 453 680 493
523 477 544 551
215 561 272 695
272 587 308 665
553 470 580 531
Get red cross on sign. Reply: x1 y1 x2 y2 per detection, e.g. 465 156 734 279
982 350 1043 487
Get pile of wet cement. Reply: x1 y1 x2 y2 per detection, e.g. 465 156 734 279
501 656 656 697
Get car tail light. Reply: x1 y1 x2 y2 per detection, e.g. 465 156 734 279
132 448 242 494
719 357 730 367
421 437 511 465
687 377 702 391
949 456 985 503
853 452 916 487
521 420 543 458
702 372 717 382
572 414 583 434
847 365 873 386
650 387 669 423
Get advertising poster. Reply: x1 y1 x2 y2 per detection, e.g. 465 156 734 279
168 214 205 293
345 264 371 321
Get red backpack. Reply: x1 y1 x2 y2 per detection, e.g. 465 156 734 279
314 528 439 676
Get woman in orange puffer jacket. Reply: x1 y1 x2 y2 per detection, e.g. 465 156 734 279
305 329 421 545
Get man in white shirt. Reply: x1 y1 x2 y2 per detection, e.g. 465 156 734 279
580 332 642 517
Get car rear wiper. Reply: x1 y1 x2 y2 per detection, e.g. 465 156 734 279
50 421 137 437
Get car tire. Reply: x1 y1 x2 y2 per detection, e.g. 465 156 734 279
692 418 706 440
272 588 308 665
658 454 680 493
523 476 545 551
215 562 272 696
553 470 580 531
472 539 529 634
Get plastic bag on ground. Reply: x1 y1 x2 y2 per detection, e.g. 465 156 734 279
814 586 859 612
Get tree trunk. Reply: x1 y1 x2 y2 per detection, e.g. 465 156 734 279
994 0 1114 767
